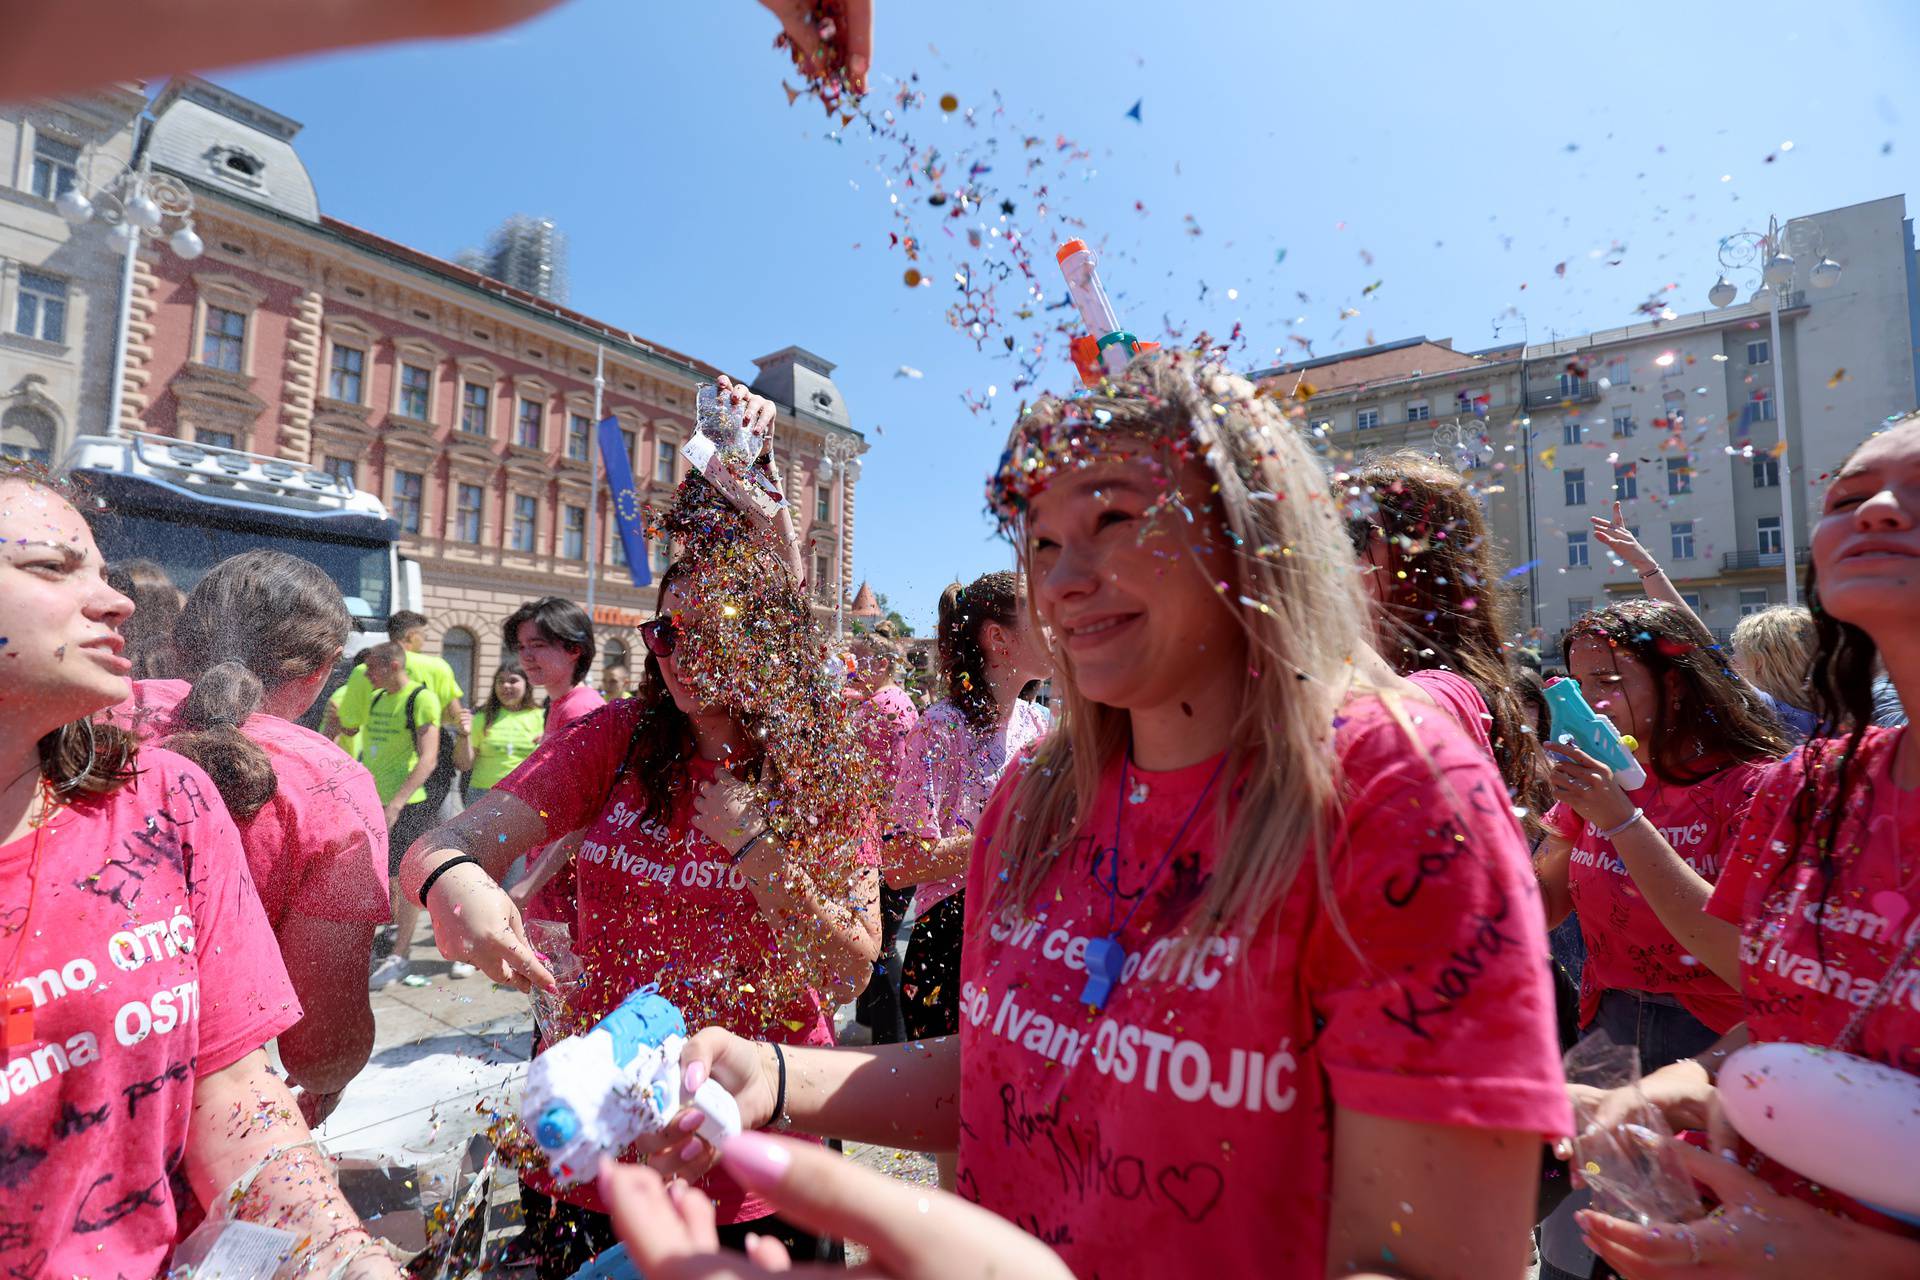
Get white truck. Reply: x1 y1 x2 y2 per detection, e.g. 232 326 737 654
61 431 422 658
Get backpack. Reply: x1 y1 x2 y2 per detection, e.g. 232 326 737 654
372 685 458 812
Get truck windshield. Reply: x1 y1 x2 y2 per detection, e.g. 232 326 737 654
88 509 392 623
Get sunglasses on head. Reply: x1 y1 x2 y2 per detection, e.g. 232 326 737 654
639 616 679 658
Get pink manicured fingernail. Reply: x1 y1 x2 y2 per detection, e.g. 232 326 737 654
684 1060 708 1092
720 1132 792 1188
678 1138 703 1162
676 1110 703 1134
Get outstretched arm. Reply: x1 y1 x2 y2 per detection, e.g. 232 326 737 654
1591 501 1704 629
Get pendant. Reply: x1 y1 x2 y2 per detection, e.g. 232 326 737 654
2 986 33 1050
1128 780 1150 805
1080 935 1127 1010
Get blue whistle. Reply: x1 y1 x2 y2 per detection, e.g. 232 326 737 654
1080 935 1127 1010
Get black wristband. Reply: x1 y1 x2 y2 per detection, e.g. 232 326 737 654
418 854 482 908
769 1041 788 1130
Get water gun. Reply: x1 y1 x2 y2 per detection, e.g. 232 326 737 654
521 984 742 1186
1056 239 1159 388
1543 676 1647 791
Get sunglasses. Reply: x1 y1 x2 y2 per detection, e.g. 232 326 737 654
639 616 679 658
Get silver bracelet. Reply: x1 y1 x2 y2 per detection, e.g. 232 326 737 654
1598 807 1645 841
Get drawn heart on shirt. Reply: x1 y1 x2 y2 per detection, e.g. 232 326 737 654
1156 1162 1224 1223
1870 890 1910 933
955 1167 981 1203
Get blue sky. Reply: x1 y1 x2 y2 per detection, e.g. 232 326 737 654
216 0 1920 631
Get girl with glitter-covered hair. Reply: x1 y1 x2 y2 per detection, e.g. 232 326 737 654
602 350 1570 1280
400 376 883 1276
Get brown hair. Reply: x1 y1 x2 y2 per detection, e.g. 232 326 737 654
104 559 184 680
166 550 351 819
937 571 1022 732
0 460 140 797
1343 451 1547 810
1561 598 1789 787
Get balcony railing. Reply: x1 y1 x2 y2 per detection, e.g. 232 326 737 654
1721 548 1811 573
1524 379 1601 409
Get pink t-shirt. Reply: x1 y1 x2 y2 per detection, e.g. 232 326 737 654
1707 726 1920 1225
955 697 1570 1277
889 698 1051 914
1406 668 1494 759
497 697 877 1222
853 684 919 792
0 750 301 1278
1546 761 1766 1033
542 684 606 740
110 680 390 927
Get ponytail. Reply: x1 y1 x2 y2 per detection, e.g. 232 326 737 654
168 661 276 818
937 571 1022 732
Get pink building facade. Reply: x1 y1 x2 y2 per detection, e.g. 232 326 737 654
124 78 864 690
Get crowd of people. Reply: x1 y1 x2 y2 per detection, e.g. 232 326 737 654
1 339 1917 1279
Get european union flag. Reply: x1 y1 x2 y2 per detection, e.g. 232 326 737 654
597 415 651 587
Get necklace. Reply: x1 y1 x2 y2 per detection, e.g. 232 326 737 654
1079 753 1225 1011
2 784 53 1054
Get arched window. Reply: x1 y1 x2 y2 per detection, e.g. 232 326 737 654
603 636 630 672
441 626 476 701
1 404 56 465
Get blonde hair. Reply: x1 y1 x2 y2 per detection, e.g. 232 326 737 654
1732 604 1817 710
986 350 1376 950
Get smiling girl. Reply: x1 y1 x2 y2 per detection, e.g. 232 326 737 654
617 351 1569 1279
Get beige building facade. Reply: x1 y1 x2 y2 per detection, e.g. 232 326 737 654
0 86 144 463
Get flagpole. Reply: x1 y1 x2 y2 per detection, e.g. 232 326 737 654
586 344 605 611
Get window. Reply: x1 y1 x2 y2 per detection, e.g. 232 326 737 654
1406 401 1431 423
1739 588 1770 616
1670 520 1695 560
196 429 237 450
201 306 246 372
1747 339 1770 366
441 627 476 700
398 363 432 419
516 398 544 449
322 456 357 488
29 134 79 201
1614 462 1637 501
455 483 484 542
1310 418 1332 435
563 504 586 559
1681 592 1704 612
328 343 366 403
567 413 592 462
653 440 675 485
650 538 671 575
1355 407 1381 430
1752 456 1780 488
1567 597 1593 623
813 552 832 590
1753 388 1775 421
1567 531 1590 568
0 405 56 465
603 638 629 673
1558 371 1588 398
1756 515 1783 558
1666 459 1692 495
610 526 627 566
511 494 538 552
1562 421 1585 446
621 427 638 471
815 484 832 523
393 469 423 533
1612 408 1635 438
1564 468 1587 506
13 270 67 343
460 381 491 435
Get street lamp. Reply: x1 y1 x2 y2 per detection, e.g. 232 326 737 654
59 137 202 438
1708 215 1839 608
816 433 862 638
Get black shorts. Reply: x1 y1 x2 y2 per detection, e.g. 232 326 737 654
900 891 966 1041
387 800 437 877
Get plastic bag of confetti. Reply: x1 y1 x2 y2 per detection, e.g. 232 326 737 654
527 919 586 1046
1563 1032 1702 1226
683 384 785 521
